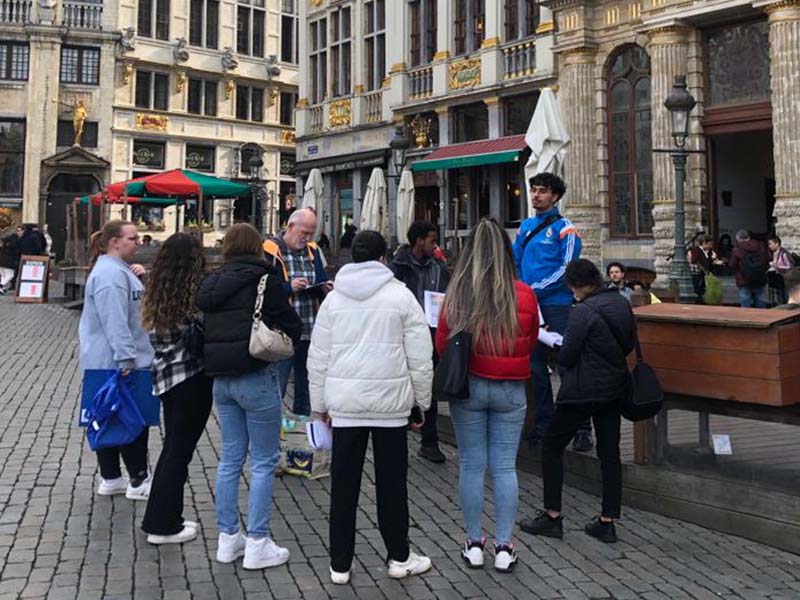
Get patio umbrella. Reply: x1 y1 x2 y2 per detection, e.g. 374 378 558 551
105 169 251 199
524 87 571 212
76 194 178 206
359 167 388 240
396 168 416 245
302 168 324 240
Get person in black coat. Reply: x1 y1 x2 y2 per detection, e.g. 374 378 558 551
520 259 635 544
17 224 46 256
195 223 302 570
0 231 20 294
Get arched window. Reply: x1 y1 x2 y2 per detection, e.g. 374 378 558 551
607 45 652 237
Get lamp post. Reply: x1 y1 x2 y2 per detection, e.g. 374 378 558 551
248 156 264 230
388 125 410 247
663 75 697 303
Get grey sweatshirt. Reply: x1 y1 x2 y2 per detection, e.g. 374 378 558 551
78 255 154 371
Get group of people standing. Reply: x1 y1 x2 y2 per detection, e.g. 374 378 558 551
76 171 636 584
0 224 49 295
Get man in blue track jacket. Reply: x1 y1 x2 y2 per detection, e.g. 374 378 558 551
513 173 593 452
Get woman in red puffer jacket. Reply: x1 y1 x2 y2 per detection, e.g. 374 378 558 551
435 218 538 574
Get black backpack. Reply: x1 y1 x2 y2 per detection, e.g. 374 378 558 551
740 249 768 288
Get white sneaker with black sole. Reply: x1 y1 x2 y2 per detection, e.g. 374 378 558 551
330 566 351 584
242 537 290 569
146 525 197 545
494 543 518 573
97 477 127 496
462 538 485 569
216 531 246 564
125 475 151 501
387 551 432 579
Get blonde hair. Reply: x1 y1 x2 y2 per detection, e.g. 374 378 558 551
443 219 519 356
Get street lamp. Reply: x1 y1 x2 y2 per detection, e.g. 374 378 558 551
389 124 410 179
248 156 264 229
663 75 697 302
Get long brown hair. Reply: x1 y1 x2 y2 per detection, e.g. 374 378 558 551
141 233 206 331
442 219 519 356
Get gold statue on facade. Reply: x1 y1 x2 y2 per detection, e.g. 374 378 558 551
73 100 87 146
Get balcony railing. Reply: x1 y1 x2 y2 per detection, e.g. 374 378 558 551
364 90 382 124
503 40 536 80
309 105 324 134
409 66 433 99
62 0 103 30
0 0 32 24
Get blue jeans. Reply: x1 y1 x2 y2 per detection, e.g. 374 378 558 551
214 363 282 538
277 340 310 415
739 286 766 308
449 377 527 545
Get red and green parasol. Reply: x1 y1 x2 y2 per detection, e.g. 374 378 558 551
76 194 178 206
105 169 251 199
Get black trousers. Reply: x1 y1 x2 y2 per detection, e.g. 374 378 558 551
97 429 150 482
421 346 439 446
142 373 213 535
542 400 622 519
330 426 410 572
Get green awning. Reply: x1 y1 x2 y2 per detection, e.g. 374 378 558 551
411 150 521 172
410 134 529 173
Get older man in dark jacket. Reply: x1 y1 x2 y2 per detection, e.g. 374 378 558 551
520 259 635 544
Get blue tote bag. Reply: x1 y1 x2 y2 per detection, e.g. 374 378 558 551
79 369 160 427
83 371 147 451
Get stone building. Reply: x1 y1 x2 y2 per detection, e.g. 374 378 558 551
0 0 299 259
295 0 557 251
546 0 800 283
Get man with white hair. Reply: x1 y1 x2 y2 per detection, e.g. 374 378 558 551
264 208 331 415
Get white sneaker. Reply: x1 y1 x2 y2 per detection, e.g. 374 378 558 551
242 537 290 570
147 525 197 545
330 566 351 584
387 551 432 579
494 543 518 573
462 538 485 569
183 520 198 530
216 531 246 564
97 477 127 496
125 475 151 501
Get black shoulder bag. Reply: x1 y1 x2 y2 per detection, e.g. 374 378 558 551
520 214 560 253
432 330 472 403
585 303 663 422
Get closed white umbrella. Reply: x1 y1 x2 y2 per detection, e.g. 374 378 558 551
359 167 389 240
524 87 571 212
302 168 324 239
396 168 415 245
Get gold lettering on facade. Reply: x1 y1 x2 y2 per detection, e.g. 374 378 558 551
135 113 169 131
449 58 481 90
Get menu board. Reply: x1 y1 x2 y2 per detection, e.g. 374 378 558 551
15 255 50 303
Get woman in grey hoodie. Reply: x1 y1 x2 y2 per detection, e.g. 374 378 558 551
78 220 154 500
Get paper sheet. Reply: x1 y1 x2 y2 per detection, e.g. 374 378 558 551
306 420 333 451
712 434 732 455
424 291 446 329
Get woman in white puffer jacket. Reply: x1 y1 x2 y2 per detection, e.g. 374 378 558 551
307 230 433 586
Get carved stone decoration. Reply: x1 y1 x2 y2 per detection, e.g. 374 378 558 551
268 86 280 107
409 114 432 148
176 72 187 93
280 130 296 144
119 27 136 53
173 37 190 64
449 58 481 90
328 99 351 128
225 80 235 100
122 63 134 85
309 0 324 6
265 55 281 80
136 114 169 131
706 20 769 107
38 0 56 25
222 47 239 72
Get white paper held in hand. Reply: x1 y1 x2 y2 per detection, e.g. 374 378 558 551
424 291 446 329
538 329 563 348
306 420 333 451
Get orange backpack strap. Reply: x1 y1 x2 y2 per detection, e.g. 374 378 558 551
262 239 289 281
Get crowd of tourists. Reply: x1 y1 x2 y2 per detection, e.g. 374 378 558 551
75 172 639 583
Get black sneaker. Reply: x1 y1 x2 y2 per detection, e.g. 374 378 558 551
519 511 563 539
584 517 617 543
418 444 446 463
571 430 594 452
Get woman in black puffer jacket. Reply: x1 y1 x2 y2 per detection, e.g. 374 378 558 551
196 223 301 570
520 259 635 544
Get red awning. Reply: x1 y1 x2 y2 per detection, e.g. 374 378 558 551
411 135 528 172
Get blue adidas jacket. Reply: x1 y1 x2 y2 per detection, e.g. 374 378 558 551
513 208 582 307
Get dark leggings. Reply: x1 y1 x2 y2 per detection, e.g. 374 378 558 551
96 429 150 484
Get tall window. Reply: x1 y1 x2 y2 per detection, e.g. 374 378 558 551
60 46 100 85
505 0 539 41
236 85 264 122
0 120 24 197
330 6 351 98
309 18 327 104
190 0 219 49
454 0 484 55
135 70 169 110
138 0 169 40
607 45 653 237
57 121 98 147
281 0 298 63
188 78 218 116
452 102 488 143
0 43 29 81
280 91 297 125
364 0 385 91
237 0 266 58
409 0 436 67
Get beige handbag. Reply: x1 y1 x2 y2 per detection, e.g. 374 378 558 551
249 274 295 362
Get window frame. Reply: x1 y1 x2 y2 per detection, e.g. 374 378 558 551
309 17 328 104
0 42 29 81
281 0 299 64
237 0 266 58
187 77 218 116
409 0 437 68
235 84 265 122
56 120 98 148
189 0 219 49
279 91 297 126
132 140 167 170
138 0 170 41
364 0 385 92
0 119 25 198
505 0 539 41
60 46 100 85
185 144 216 173
135 70 170 111
454 0 485 56
329 6 352 99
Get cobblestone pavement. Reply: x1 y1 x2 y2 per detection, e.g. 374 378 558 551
1 298 799 600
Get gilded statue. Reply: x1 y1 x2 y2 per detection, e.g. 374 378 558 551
73 101 87 146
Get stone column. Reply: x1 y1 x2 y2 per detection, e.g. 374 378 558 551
646 25 691 285
764 0 800 250
480 1 503 86
558 46 602 264
432 0 452 96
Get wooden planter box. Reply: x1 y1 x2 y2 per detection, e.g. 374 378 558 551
634 304 800 407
